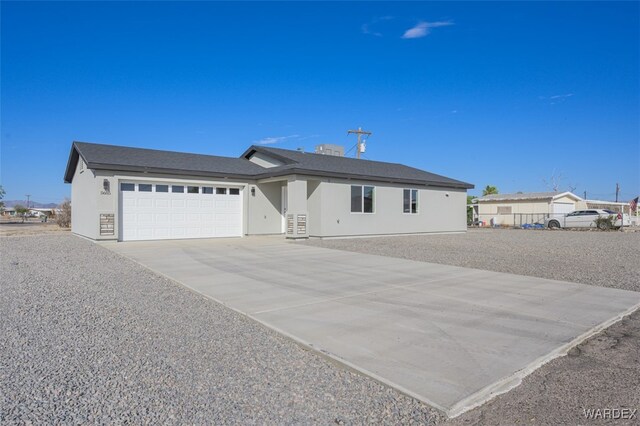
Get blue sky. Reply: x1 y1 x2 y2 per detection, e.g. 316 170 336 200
1 1 638 203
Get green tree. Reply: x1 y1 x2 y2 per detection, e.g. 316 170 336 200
467 195 476 224
14 204 28 223
482 185 499 196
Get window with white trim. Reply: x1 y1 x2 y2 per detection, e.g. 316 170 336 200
403 189 418 214
351 185 375 213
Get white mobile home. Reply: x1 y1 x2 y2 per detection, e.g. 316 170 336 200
473 191 583 226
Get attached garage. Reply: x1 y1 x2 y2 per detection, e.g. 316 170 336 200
119 182 242 241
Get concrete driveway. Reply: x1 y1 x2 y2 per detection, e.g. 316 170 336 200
104 236 640 417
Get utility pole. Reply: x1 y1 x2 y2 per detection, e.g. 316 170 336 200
347 127 372 159
583 190 587 200
615 183 619 202
25 194 31 209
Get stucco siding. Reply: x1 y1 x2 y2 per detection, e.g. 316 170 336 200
71 159 99 239
307 180 322 236
315 179 467 237
246 182 282 235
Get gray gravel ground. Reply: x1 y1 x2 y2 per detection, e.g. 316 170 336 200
304 229 640 292
305 229 640 425
1 234 442 425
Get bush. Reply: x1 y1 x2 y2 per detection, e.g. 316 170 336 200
56 199 71 228
594 215 615 231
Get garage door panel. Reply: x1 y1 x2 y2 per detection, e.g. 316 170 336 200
121 183 242 241
138 199 153 208
156 199 170 208
155 213 170 223
172 213 186 222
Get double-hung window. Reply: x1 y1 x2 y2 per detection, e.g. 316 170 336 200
403 189 418 214
351 185 375 213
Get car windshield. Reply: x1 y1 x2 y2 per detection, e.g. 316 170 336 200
603 209 617 214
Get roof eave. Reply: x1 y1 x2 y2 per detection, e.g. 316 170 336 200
255 167 473 189
87 162 260 181
63 142 83 183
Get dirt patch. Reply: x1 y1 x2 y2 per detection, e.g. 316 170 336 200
0 222 70 237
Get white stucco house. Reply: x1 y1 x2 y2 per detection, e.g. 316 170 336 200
472 191 583 226
64 142 474 241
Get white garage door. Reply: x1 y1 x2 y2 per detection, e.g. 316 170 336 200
119 182 242 241
551 202 575 216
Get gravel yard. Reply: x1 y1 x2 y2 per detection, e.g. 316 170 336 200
304 228 640 292
304 229 640 425
1 235 441 424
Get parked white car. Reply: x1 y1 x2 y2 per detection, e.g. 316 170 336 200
545 209 630 230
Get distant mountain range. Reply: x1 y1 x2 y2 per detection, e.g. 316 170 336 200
2 200 59 208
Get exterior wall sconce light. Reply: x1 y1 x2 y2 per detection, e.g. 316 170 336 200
251 187 256 196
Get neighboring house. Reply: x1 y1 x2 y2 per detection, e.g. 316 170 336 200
63 141 474 241
473 191 583 226
581 199 632 214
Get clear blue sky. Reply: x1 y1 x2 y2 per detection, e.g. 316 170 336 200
1 1 638 203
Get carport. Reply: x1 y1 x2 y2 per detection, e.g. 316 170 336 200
104 237 640 417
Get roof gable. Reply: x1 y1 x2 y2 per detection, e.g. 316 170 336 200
243 146 474 189
64 142 267 183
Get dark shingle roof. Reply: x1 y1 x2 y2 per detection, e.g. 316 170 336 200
242 146 473 189
64 142 267 183
64 141 473 189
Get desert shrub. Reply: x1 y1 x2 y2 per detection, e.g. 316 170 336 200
594 215 616 231
56 199 71 228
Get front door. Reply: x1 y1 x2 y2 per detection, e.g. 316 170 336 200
281 185 288 233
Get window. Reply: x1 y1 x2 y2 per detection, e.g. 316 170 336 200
351 185 375 213
121 183 135 191
497 206 512 214
403 189 418 214
172 185 184 193
216 188 227 195
187 186 199 194
229 188 240 195
156 184 169 193
139 184 152 192
202 187 213 194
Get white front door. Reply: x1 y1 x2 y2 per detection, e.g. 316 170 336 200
119 182 242 241
281 185 288 233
